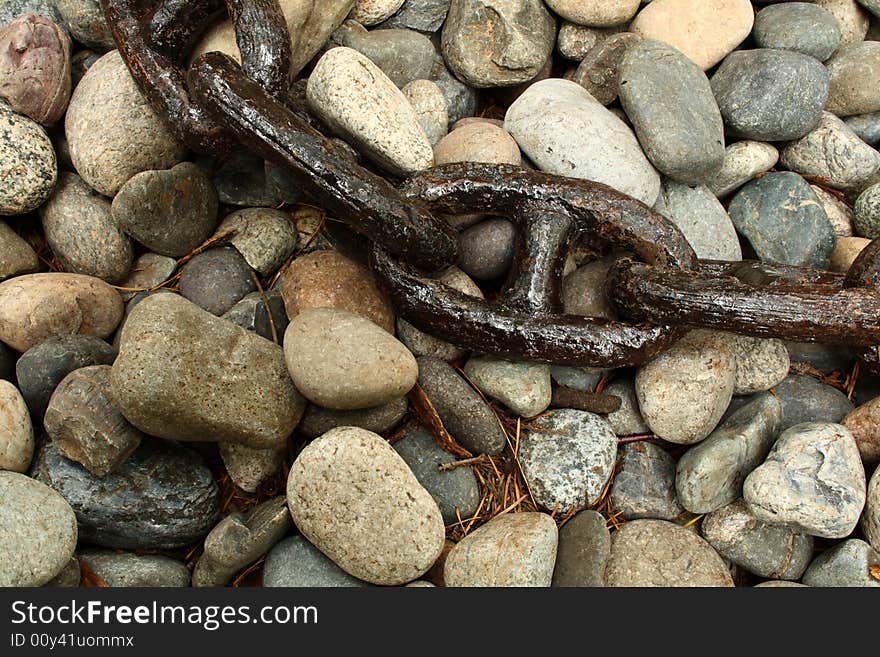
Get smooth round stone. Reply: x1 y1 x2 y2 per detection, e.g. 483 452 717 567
619 39 724 184
417 357 506 455
403 79 448 146
863 466 879 552
457 218 516 281
773 374 855 431
40 172 133 283
629 0 754 70
281 250 394 333
707 141 779 199
55 0 115 49
654 182 741 261
549 366 604 392
0 101 56 215
65 50 186 197
854 183 880 238
284 308 417 410
813 184 854 237
545 0 638 27
434 122 521 167
817 0 870 45
78 550 191 587
0 273 122 353
744 422 866 539
0 380 33 472
711 49 829 142
33 439 219 549
307 47 433 176
605 519 734 587
801 539 880 587
729 335 790 395
610 442 684 521
551 510 610 587
0 220 38 281
116 253 176 301
572 32 641 107
702 499 814 580
287 426 445 585
728 172 835 268
754 2 842 61
0 471 77 586
380 0 451 32
463 356 552 418
112 161 219 258
831 236 871 271
604 378 649 436
826 41 880 117
506 78 660 205
843 397 880 463
563 257 616 319
845 111 880 146
444 512 558 587
441 0 554 88
263 535 370 587
178 247 256 317
520 409 616 513
298 397 409 439
636 330 736 445
214 208 297 276
333 23 434 88
781 113 880 191
392 424 481 523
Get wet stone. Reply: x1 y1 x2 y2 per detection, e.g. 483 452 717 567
551 510 610 587
457 218 517 281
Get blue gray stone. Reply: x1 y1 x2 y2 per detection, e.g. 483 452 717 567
381 0 451 32
845 111 880 147
654 181 741 261
78 550 191 587
753 2 842 61
801 539 880 587
333 22 436 88
263 535 370 587
773 374 855 430
610 442 684 521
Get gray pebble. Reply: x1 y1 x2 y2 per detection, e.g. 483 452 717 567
854 182 880 238
380 0 450 32
845 111 880 147
825 41 880 117
457 218 516 281
334 22 435 88
429 57 477 126
0 100 57 215
549 366 604 392
753 2 842 61
218 442 285 494
463 356 551 418
263 535 370 587
573 32 641 107
221 289 289 343
729 334 790 395
55 0 114 49
604 378 649 436
654 181 742 261
298 397 408 439
563 257 616 319
214 208 297 276
773 374 855 430
0 219 39 281
801 539 880 587
611 442 684 521
552 510 610 587
706 140 779 199
179 247 257 317
78 550 191 587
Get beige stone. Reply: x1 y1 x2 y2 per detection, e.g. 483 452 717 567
0 380 33 473
831 236 871 272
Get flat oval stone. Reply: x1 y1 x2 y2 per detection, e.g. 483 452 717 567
0 100 57 215
263 535 370 587
854 183 880 238
463 356 552 418
744 422 867 539
753 2 842 61
434 121 521 167
78 550 191 587
605 519 734 587
32 439 220 549
0 273 123 352
826 41 880 117
284 308 417 410
0 471 77 586
298 397 409 439
110 293 304 448
610 442 684 521
178 247 256 317
381 0 451 32
844 398 880 465
863 466 879 553
286 426 445 585
801 539 880 587
214 208 297 277
654 181 741 261
334 23 434 88
706 140 779 199
0 379 33 472
551 510 610 587
774 374 855 430
444 512 558 587
457 218 517 281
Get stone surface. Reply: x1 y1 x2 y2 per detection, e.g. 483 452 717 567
78 550 191 587
505 78 660 205
702 499 814 580
178 247 256 317
571 32 640 106
706 141 779 199
333 22 435 88
434 121 521 168
0 220 38 281
286 426 445 585
55 0 114 49
219 442 285 494
32 439 220 549
0 99 56 215
263 535 370 587
116 253 176 301
430 57 477 126
0 0 61 25
605 519 734 587
744 422 867 539
846 111 880 146
854 182 880 238
753 2 842 61
551 510 610 587
604 378 649 436
813 184 854 237
816 0 870 46
610 442 684 521
729 335 790 395
110 293 304 448
206 150 301 208
43 556 79 587
654 181 741 261
826 41 880 117
444 512 558 587
463 356 551 418
556 22 616 60
222 289 289 343
381 0 451 31
457 218 516 281
402 79 448 146
563 257 616 319
773 374 855 431
863 466 879 552
214 208 297 276
831 236 871 271
843 397 880 463
351 0 406 25
801 539 880 587
0 471 77 586
298 397 408 438
0 379 33 472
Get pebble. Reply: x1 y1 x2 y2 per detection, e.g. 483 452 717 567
281 250 394 333
55 0 115 49
629 0 754 70
729 335 790 395
563 257 616 318
214 208 297 277
701 499 814 580
392 424 481 523
711 49 829 142
222 289 289 343
773 374 855 431
287 426 445 585
263 535 370 587
550 366 604 392
441 0 554 88
545 0 638 27
831 236 870 271
571 32 641 106
307 47 433 176
619 39 724 183
417 356 506 455
813 184 854 237
78 551 191 588
0 100 57 215
380 0 450 32
0 273 122 353
654 182 742 261
744 422 866 539
33 439 219 549
0 0 61 25
284 308 416 409
179 247 256 317
0 379 33 472
520 409 616 513
44 557 80 587
434 122 521 167
825 41 880 117
551 510 610 587
351 0 405 25
116 253 176 301
457 218 516 281
0 471 77 586
219 442 285 494
636 330 736 444
556 22 611 60
728 172 835 268
506 79 660 205
816 0 870 46
854 182 880 238
753 2 842 61
0 14 70 125
444 512 558 587
40 172 133 283
64 50 186 197
193 496 292 587
402 79 448 146
111 293 304 448
843 397 880 463
0 220 38 281
611 442 684 521
112 162 219 258
463 356 551 418
604 378 649 436
298 397 409 438
801 539 880 587
706 141 779 199
429 57 477 126
604 519 734 587
207 150 301 208
333 23 435 88
863 466 879 552
845 111 880 147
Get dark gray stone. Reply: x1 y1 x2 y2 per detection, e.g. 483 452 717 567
572 32 641 107
430 57 477 126
785 342 855 374
263 535 370 587
222 289 289 343
78 550 191 587
31 440 221 550
753 2 842 61
610 442 684 521
773 374 855 430
203 151 301 208
845 111 880 147
179 247 257 316
417 356 506 455
801 539 880 587
854 182 880 238
333 22 435 88
710 49 830 141
551 510 610 587
457 218 516 281
392 424 481 524
381 0 450 31
298 397 409 439
15 335 116 419
727 172 835 268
